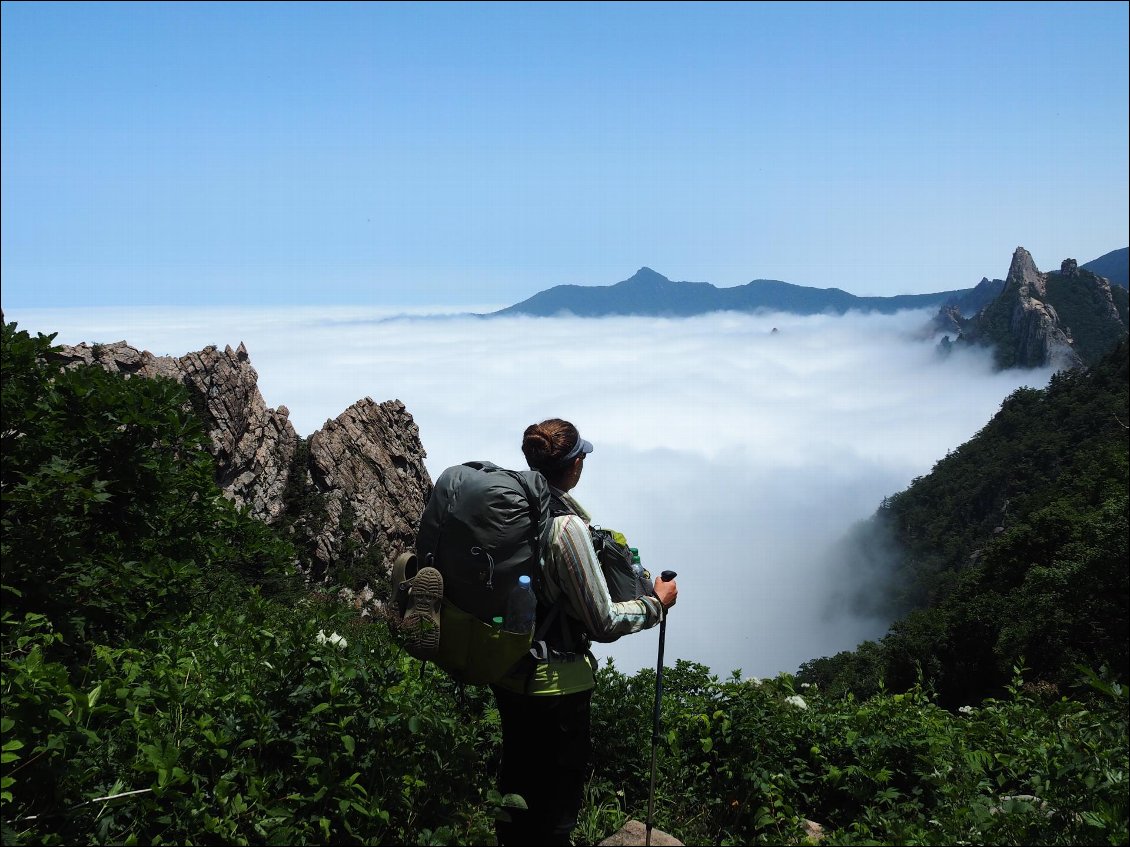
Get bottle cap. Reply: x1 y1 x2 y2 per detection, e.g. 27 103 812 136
518 575 531 587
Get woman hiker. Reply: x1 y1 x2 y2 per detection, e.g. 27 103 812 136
491 418 679 846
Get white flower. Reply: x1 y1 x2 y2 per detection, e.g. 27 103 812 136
958 705 974 714
800 683 811 689
785 695 808 710
316 629 348 649
745 677 761 686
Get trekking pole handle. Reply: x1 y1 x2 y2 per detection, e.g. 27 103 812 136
657 571 677 620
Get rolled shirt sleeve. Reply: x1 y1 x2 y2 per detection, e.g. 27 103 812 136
547 514 662 640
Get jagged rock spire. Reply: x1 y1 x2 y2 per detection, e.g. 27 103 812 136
50 340 431 580
1005 246 1047 299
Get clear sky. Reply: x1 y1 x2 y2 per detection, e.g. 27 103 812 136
2 1 1127 308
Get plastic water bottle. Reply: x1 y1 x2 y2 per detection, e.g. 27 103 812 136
503 575 537 633
630 548 649 596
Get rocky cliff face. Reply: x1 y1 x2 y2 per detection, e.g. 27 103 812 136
939 247 1127 370
995 247 1081 370
51 340 431 582
304 397 432 574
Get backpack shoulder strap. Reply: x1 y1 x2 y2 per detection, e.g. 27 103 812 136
537 496 593 657
509 470 547 593
548 490 575 519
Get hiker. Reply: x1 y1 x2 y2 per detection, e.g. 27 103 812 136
491 417 679 846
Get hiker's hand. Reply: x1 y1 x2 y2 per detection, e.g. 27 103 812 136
654 575 677 609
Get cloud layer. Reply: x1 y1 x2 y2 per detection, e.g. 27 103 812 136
11 306 1054 678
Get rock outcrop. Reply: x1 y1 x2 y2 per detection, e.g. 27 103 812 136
994 247 1080 370
938 247 1128 370
51 340 432 581
598 820 683 846
53 341 299 522
305 398 431 571
596 818 824 845
931 304 966 338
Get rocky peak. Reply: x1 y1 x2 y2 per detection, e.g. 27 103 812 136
936 247 1125 371
619 267 670 288
931 304 966 337
51 339 432 582
1005 246 1047 299
304 397 430 574
54 341 300 523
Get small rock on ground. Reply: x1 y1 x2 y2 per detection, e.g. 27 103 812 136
598 819 683 846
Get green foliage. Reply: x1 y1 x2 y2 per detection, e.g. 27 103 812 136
590 661 1129 846
2 594 505 845
1 318 501 845
972 291 1022 369
813 338 1129 707
573 777 628 846
1045 271 1130 366
334 500 390 595
1 321 298 649
278 436 331 576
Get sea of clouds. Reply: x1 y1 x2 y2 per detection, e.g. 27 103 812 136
10 305 1055 679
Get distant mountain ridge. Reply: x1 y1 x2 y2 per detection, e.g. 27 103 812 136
492 267 967 317
490 248 1128 318
1082 247 1129 287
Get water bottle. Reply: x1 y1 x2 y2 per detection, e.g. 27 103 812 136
630 548 649 597
503 575 537 634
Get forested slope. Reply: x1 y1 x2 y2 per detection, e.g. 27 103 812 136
801 339 1128 708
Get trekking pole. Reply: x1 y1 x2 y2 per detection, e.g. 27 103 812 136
646 570 676 847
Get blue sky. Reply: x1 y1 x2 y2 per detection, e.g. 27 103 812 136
3 1 1127 308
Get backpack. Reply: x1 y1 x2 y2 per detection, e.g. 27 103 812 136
590 528 651 604
393 461 552 685
549 493 653 644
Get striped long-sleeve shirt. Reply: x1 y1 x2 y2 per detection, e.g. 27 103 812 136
541 489 663 641
494 488 663 696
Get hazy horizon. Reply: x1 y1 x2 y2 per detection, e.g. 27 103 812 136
7 304 1056 679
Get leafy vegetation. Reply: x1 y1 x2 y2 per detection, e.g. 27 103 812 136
1045 271 1130 365
3 319 1127 845
590 661 1128 846
972 288 1026 369
800 338 1128 709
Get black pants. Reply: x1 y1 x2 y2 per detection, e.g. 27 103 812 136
491 685 593 846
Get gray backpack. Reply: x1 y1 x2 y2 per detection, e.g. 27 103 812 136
395 461 552 684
